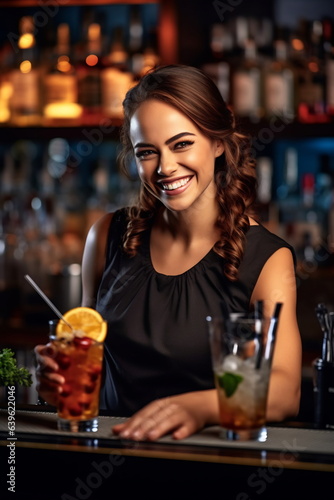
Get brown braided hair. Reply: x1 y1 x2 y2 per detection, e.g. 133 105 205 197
117 65 257 281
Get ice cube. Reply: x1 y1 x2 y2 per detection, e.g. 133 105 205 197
221 354 244 372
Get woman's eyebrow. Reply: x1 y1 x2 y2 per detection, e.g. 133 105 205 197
134 141 155 149
165 132 195 145
134 132 195 149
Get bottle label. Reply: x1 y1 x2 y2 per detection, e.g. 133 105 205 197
79 73 101 107
10 70 39 110
101 69 133 117
44 74 77 104
233 70 260 115
265 70 293 115
327 60 334 108
298 69 324 106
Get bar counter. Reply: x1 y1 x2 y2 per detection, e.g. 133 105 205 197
1 404 333 500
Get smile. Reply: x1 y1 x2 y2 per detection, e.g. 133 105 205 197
160 176 192 191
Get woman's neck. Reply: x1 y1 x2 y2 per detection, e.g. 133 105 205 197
156 204 221 247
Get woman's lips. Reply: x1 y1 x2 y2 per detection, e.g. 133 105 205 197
158 176 193 195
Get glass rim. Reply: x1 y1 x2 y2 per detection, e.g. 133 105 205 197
206 314 272 322
49 333 104 345
48 318 107 325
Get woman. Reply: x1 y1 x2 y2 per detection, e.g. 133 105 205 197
35 65 301 441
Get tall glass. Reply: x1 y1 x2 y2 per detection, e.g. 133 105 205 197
49 319 105 432
207 313 277 442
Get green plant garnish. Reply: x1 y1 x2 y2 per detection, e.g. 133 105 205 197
217 372 243 398
0 348 33 387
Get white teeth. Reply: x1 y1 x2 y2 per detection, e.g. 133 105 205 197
161 177 191 191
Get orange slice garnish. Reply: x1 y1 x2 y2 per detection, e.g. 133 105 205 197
56 307 107 342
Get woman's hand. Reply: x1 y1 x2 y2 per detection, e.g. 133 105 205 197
34 344 65 406
112 389 219 441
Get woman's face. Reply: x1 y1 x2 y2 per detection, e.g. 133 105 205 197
129 99 224 213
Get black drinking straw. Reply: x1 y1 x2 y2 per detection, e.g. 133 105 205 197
255 300 264 370
264 302 283 365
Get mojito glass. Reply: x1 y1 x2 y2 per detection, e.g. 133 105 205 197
49 319 105 432
207 313 277 442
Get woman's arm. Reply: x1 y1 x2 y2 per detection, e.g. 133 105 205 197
81 212 113 307
251 246 302 420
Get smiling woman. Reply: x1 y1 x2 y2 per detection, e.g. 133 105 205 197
34 65 302 442
119 65 258 282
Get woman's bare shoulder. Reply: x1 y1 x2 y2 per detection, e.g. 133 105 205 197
90 212 114 235
84 212 115 249
81 212 116 307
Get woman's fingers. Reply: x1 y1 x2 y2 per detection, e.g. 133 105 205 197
112 397 197 441
35 344 58 370
35 344 63 380
34 343 65 405
113 399 173 440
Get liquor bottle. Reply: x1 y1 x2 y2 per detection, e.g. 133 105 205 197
276 147 299 227
101 27 133 119
313 304 334 428
8 17 41 126
77 22 104 124
256 156 273 224
0 46 12 124
202 24 231 104
0 153 20 326
128 5 144 78
231 37 262 121
263 39 295 119
296 20 328 123
326 51 334 117
302 173 315 210
43 23 82 124
323 18 334 117
138 28 160 78
328 188 334 254
85 157 111 232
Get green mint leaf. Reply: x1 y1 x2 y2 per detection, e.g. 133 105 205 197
0 348 33 387
217 372 243 398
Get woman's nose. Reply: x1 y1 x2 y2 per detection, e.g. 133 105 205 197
157 152 177 177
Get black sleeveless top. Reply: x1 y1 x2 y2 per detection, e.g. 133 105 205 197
97 209 295 416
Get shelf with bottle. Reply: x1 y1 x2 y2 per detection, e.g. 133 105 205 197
0 1 176 128
202 16 334 126
254 136 334 274
0 134 140 330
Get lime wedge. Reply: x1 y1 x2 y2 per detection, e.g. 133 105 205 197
217 372 243 398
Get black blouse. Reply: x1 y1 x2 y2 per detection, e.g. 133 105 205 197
97 209 295 416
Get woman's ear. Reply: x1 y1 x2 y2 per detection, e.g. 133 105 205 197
215 140 224 158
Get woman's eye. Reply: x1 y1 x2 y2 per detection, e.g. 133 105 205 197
174 140 194 150
135 150 156 160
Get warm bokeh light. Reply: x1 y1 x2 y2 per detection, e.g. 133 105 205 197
0 106 10 123
44 102 83 119
291 38 304 51
0 82 13 100
86 54 98 67
108 48 127 65
308 61 319 72
18 33 34 49
57 55 72 72
20 60 32 73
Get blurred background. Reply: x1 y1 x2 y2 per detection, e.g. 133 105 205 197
0 0 333 419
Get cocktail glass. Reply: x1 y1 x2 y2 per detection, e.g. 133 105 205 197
49 319 105 432
207 313 277 442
